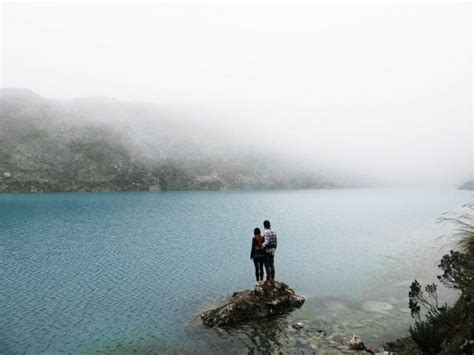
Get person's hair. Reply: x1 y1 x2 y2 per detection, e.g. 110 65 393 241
263 220 271 229
254 227 261 235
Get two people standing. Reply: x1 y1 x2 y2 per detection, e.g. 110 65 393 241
250 220 278 285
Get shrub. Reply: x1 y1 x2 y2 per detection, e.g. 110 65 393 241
409 319 445 354
407 204 474 354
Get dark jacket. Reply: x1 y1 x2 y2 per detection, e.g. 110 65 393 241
250 236 266 259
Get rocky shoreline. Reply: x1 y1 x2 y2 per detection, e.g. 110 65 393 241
280 320 392 354
199 282 399 353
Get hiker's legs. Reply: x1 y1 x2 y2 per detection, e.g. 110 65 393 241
264 255 270 280
253 258 263 281
257 258 264 281
253 259 259 281
265 254 275 281
269 255 275 280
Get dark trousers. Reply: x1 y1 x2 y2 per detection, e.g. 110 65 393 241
265 254 275 280
253 257 265 281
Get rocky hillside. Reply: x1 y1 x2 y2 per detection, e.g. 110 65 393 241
0 88 350 192
459 180 474 190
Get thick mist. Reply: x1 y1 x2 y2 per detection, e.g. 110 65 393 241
1 3 472 187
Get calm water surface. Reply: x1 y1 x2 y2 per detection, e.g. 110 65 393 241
0 189 471 353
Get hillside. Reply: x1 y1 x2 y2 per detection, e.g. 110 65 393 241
0 88 351 192
459 180 474 190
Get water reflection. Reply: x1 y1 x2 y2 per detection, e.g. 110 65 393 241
225 316 290 353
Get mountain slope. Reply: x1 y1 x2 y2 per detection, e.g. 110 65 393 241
459 180 474 190
0 88 349 192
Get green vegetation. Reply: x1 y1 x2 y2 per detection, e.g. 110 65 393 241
387 205 474 354
0 89 350 192
0 119 158 192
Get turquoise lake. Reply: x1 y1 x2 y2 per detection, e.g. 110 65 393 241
0 189 471 353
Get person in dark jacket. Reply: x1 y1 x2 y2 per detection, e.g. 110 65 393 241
250 227 266 284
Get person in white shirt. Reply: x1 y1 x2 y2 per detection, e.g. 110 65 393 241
261 219 277 284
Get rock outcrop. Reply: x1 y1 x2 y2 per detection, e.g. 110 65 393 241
200 281 305 327
349 335 366 350
459 180 474 190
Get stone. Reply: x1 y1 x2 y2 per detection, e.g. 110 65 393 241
295 338 309 347
349 335 366 350
200 281 305 327
292 322 304 330
328 334 346 345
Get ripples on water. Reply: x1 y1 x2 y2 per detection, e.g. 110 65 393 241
0 189 469 353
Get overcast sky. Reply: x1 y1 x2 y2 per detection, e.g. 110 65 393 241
1 2 472 186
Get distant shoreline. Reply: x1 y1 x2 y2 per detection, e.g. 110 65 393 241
0 186 468 194
0 186 359 194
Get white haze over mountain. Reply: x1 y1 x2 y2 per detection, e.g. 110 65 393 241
1 2 472 186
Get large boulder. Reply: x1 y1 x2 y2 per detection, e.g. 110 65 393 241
200 281 305 327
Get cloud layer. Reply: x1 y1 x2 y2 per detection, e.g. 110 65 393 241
2 3 472 186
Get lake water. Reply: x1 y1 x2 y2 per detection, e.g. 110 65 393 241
0 189 470 354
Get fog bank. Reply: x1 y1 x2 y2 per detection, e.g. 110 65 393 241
1 3 472 186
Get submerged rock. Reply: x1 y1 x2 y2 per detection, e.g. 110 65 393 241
361 301 393 313
200 281 305 327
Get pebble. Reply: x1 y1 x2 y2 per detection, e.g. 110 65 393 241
295 338 309 347
292 322 304 330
